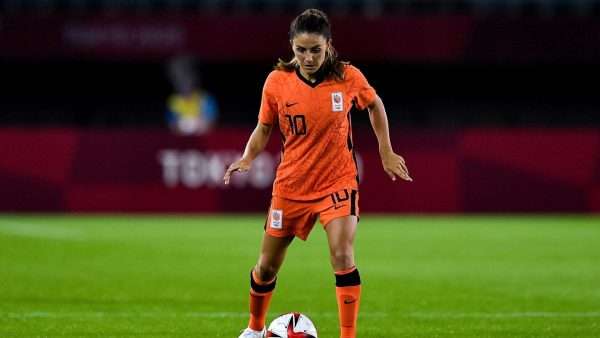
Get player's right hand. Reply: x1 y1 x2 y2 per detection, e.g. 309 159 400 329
223 158 252 185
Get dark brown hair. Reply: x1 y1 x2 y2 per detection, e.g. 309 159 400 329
275 8 346 81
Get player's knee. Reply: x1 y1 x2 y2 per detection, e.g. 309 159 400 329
330 250 354 269
255 264 278 282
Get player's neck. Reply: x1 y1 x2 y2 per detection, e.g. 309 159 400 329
298 68 318 83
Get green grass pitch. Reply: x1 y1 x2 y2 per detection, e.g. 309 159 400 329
1 214 599 337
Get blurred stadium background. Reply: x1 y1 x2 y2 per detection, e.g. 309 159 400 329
1 1 599 337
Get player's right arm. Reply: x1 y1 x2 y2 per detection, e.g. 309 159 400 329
223 122 273 185
224 71 278 185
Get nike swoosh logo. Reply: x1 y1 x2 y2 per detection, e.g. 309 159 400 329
334 204 345 210
285 102 298 107
344 298 357 304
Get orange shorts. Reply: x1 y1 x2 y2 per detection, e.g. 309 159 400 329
265 188 359 241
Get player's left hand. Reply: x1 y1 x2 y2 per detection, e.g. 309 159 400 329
380 150 412 182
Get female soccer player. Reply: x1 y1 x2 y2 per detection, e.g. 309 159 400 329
224 8 412 338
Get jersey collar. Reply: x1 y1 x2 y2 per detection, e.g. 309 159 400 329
295 67 326 88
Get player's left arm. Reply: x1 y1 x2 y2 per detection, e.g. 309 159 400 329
367 95 412 182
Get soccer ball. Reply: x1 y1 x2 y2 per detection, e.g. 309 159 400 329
266 312 318 338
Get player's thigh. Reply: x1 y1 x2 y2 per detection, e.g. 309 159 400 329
325 215 358 251
256 232 294 277
325 216 358 270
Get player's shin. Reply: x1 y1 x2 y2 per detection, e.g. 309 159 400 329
335 266 361 338
248 268 277 331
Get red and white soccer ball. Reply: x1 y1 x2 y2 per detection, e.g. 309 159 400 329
266 312 318 338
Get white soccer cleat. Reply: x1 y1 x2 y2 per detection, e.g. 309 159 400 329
238 327 266 338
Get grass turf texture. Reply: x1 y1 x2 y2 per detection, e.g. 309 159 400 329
0 215 599 337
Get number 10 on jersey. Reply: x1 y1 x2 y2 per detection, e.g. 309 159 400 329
285 114 307 135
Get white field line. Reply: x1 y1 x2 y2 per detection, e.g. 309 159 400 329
2 311 600 319
0 220 87 241
406 312 600 319
0 311 387 319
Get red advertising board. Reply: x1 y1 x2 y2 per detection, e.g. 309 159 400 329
0 127 599 213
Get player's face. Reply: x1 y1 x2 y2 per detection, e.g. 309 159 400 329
291 33 329 78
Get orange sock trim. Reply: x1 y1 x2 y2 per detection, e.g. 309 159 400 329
336 285 361 338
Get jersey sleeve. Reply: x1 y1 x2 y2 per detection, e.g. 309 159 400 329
258 71 279 125
348 65 377 110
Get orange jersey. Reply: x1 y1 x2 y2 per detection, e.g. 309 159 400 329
258 64 377 200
